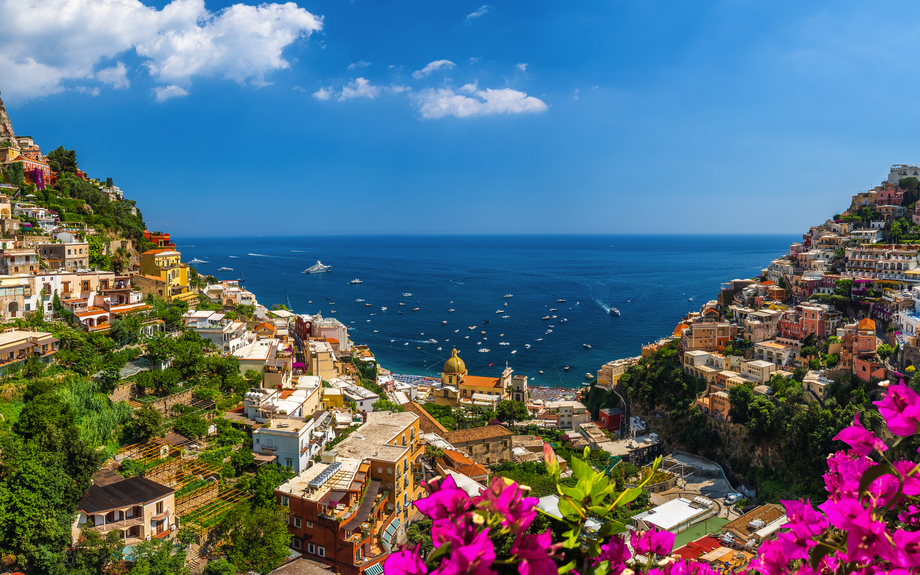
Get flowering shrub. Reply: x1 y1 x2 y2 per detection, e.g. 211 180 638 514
386 381 920 575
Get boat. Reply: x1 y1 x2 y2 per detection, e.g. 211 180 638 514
403 293 413 297
373 330 379 333
546 329 553 334
502 315 510 318
454 329 459 333
609 307 620 316
438 347 442 351
304 260 332 274
689 296 694 301
549 325 555 328
413 307 420 312
355 299 365 302
504 294 513 298
525 344 531 348
363 303 370 307
229 255 239 258
399 311 403 314
557 299 566 303
400 303 406 306
427 339 437 344
482 331 487 335
534 338 543 342
584 344 592 349
552 315 557 319
330 310 336 313
542 316 550 320
448 309 455 312
391 339 395 342
381 307 387 311
188 258 207 265
350 279 363 284
550 308 557 312
218 267 233 271
478 348 490 353
503 302 508 306
560 318 568 323
495 310 503 314
469 326 475 330
477 341 482 345
564 365 570 371
511 350 517 354
482 319 489 324
442 320 447 325
499 342 510 346
539 370 544 374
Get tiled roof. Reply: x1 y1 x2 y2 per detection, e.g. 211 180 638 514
404 402 449 435
858 318 876 330
445 425 512 444
673 323 690 337
462 375 502 388
439 450 489 478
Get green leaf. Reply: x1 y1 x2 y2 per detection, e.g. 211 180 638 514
561 527 582 549
597 520 626 537
558 560 578 575
588 560 611 575
638 456 663 488
588 505 610 516
584 446 591 460
571 456 594 481
809 541 839 571
559 485 586 501
858 464 898 501
558 496 585 521
590 476 610 504
611 487 642 510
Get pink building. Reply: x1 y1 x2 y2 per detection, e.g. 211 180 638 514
876 183 904 206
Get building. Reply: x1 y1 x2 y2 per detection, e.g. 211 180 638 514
435 449 489 484
143 231 176 249
276 454 395 575
0 241 38 275
721 504 787 544
887 164 920 184
443 425 513 466
403 402 450 435
182 310 251 353
632 496 716 534
595 357 639 389
136 248 195 303
343 385 380 412
71 476 176 545
0 330 58 372
596 407 624 435
436 349 513 407
681 322 737 353
37 242 89 271
545 400 591 430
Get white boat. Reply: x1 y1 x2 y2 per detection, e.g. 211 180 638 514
511 350 517 354
586 373 594 379
442 321 447 325
382 307 387 311
373 330 378 333
304 260 332 274
400 303 406 306
542 316 550 320
550 308 557 312
499 342 510 346
560 318 568 323
403 293 413 297
495 310 503 314
229 255 239 258
504 294 513 298
557 299 566 303
534 338 543 342
218 267 233 271
502 315 510 318
350 279 363 284
478 348 490 353
437 347 442 351
427 339 438 344
609 307 620 316
355 299 365 302
448 309 455 312
188 258 207 265
584 344 592 349
525 344 531 348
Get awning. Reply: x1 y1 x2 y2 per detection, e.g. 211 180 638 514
363 563 384 575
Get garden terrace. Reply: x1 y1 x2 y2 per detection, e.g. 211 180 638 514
179 486 252 535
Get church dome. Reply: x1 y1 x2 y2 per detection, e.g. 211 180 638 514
443 348 466 374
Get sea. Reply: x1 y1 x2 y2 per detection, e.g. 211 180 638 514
179 234 795 388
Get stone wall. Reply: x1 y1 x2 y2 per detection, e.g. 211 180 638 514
108 381 137 403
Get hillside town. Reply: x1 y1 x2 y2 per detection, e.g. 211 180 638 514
0 91 916 575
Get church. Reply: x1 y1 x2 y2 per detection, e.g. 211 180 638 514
433 348 529 408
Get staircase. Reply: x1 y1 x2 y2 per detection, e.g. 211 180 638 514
185 543 202 573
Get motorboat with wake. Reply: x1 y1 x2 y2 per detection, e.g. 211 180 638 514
218 267 233 271
609 307 620 316
188 258 207 265
350 279 363 285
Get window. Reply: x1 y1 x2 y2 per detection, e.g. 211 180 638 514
388 467 393 475
306 520 313 528
292 538 301 549
308 543 315 554
281 496 289 507
293 516 301 528
318 546 326 558
377 467 383 474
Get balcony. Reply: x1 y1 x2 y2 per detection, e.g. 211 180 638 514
95 516 144 531
150 508 170 521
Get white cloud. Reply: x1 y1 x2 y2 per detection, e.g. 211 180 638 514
465 5 493 21
339 77 381 101
153 84 189 102
412 59 455 79
459 81 478 94
75 86 101 96
573 88 579 100
0 0 323 102
96 62 130 89
413 87 548 119
469 57 481 64
348 61 371 70
591 85 599 90
516 63 528 72
293 85 306 92
312 86 333 100
313 79 410 102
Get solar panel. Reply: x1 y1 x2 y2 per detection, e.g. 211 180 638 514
309 461 343 489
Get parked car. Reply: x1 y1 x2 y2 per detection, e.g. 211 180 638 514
725 493 743 504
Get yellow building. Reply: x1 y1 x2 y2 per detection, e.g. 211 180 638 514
436 349 511 407
136 249 195 303
321 387 344 410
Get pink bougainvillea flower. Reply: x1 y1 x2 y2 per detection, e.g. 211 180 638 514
833 412 888 456
384 544 428 575
782 499 828 542
630 527 675 557
591 535 630 569
474 477 539 533
823 450 873 502
839 504 890 565
511 530 562 575
891 529 920 569
433 528 497 575
414 474 472 522
873 380 920 436
893 460 920 496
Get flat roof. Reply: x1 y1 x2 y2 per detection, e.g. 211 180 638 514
632 497 713 531
332 411 419 463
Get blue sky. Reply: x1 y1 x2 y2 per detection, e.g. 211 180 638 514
1 0 918 236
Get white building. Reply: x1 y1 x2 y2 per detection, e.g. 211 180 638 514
182 310 251 353
343 385 380 412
